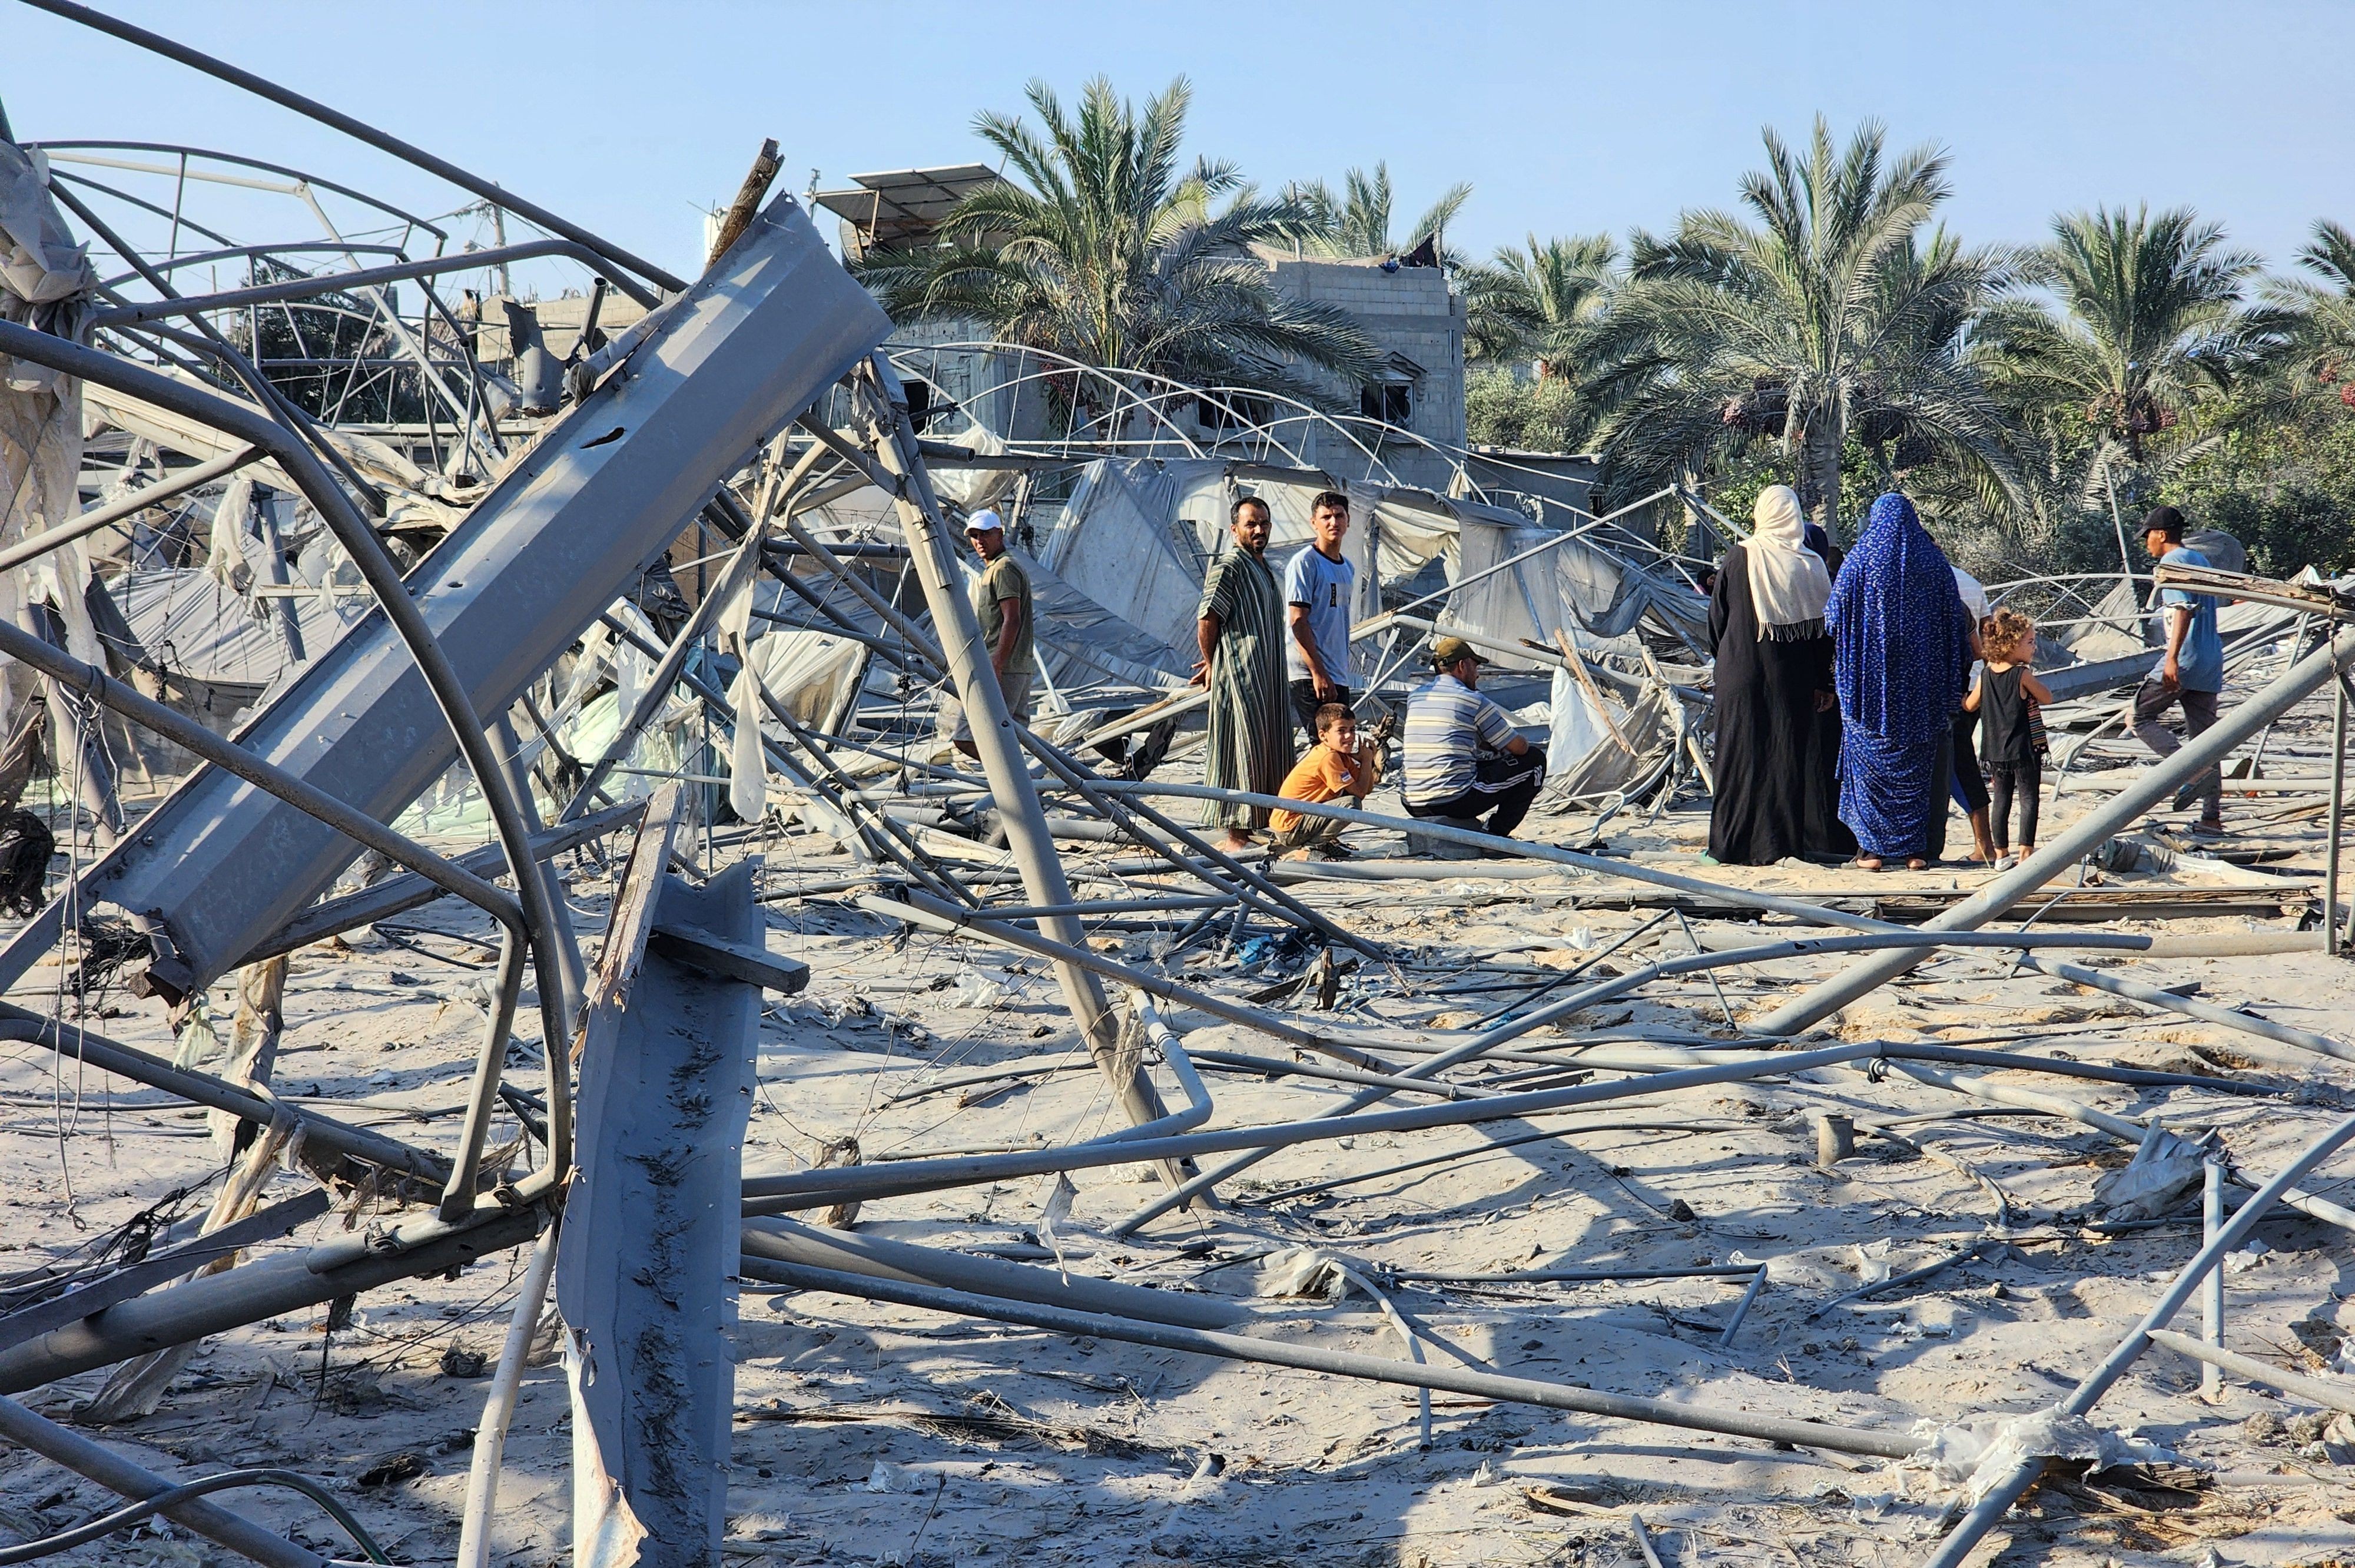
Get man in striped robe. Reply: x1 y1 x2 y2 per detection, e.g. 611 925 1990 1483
1195 495 1295 849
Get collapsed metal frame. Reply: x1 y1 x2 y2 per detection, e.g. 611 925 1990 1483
7 13 2355 1568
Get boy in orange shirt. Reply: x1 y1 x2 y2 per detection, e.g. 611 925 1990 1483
1271 704 1381 858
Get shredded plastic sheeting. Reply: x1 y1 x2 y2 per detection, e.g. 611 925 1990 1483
2089 1124 2214 1221
1447 514 1707 665
111 567 361 691
1903 1406 2183 1500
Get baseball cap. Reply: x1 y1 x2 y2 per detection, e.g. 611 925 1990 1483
964 508 1005 535
1430 635 1488 667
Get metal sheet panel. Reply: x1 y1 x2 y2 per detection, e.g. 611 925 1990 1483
558 856 759 1568
29 196 886 990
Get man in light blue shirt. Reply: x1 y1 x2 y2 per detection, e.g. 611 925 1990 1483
2131 505 2228 834
1284 490 1356 739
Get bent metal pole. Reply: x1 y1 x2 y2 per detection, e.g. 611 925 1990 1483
745 1255 1922 1461
1754 625 2355 1038
1922 1107 2355 1568
848 362 1190 1190
0 320 579 1123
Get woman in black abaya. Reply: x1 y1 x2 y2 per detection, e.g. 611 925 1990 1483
1708 485 1853 864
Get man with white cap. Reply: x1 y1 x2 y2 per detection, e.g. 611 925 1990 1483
942 508 1033 759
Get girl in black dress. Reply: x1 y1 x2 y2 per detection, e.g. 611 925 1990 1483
1964 608 2052 863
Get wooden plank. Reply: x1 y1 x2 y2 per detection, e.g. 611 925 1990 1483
569 784 686 1068
649 922 808 994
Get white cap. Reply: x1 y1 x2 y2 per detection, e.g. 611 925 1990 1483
964 508 1004 534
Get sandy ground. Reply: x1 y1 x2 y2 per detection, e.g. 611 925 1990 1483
6 701 2355 1568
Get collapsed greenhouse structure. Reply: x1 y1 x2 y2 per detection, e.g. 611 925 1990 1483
9 10 2355 1568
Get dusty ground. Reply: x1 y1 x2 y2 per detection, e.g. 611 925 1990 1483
6 701 2355 1568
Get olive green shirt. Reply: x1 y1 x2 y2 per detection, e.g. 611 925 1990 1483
973 552 1034 679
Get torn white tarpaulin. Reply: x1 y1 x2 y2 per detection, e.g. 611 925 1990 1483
1447 510 1708 665
1544 664 1611 778
1 136 97 664
1254 1246 1349 1301
925 419 1017 513
718 539 769 824
207 475 256 595
1902 1406 2184 1500
1541 679 1676 807
2090 1124 2215 1222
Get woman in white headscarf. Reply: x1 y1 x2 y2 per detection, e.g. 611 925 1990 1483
1706 485 1853 863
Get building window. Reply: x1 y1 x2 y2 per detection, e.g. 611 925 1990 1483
1361 381 1412 425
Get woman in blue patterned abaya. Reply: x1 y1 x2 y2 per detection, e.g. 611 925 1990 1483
1826 493 1974 870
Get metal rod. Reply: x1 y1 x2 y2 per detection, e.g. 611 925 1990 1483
242 801 642 966
1720 1265 1769 1347
2008 952 2355 1065
0 1015 446 1181
89 238 654 324
744 1023 2191 1215
2201 1155 2224 1401
744 1256 1923 1460
0 1393 322 1568
2335 657 2350 959
0 443 259 574
24 1 686 294
2150 1328 2355 1415
454 1219 558 1568
847 369 1188 1185
1923 1108 2355 1568
860 891 1381 1066
0 1196 543 1395
977 894 1232 920
563 518 773 820
1761 625 2355 1036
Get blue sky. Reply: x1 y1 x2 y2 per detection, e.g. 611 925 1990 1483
6 1 2351 287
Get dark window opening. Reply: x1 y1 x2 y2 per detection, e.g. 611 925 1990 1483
1198 392 1273 430
1360 382 1412 425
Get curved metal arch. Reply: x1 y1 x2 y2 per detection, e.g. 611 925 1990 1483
19 2 685 295
884 341 1409 484
33 141 454 239
48 167 239 256
104 241 413 290
58 175 516 475
0 321 579 1182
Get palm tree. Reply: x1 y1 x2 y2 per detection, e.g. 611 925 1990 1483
1583 117 2024 534
2264 218 2355 412
1460 232 1618 369
1984 207 2286 484
856 77 1378 404
1291 163 1472 266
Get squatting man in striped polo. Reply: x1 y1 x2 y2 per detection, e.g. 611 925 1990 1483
1401 637 1548 840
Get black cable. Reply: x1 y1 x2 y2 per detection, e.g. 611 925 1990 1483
0 1467 389 1565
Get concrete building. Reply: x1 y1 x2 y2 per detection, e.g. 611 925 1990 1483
1253 248 1466 493
813 167 1471 490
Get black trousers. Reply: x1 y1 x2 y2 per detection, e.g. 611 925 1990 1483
1406 747 1548 838
1950 707 1989 813
1988 758 2042 851
1289 679 1355 740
